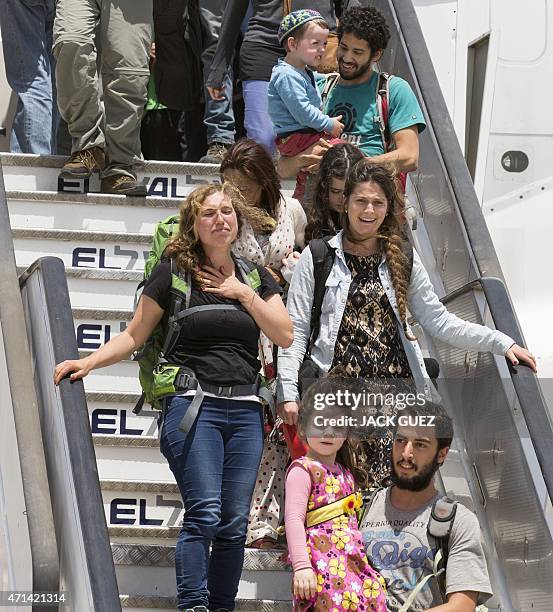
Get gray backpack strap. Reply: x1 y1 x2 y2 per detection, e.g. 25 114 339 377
161 265 192 358
169 303 241 324
321 72 340 112
397 495 456 612
428 496 457 601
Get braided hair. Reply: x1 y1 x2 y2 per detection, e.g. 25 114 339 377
342 160 415 340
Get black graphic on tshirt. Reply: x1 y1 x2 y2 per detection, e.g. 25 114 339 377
330 101 357 132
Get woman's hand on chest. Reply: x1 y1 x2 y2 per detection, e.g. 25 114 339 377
200 265 254 304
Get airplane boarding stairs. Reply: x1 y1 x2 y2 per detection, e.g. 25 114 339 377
1 0 553 609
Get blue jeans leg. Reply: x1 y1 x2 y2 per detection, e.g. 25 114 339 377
159 395 263 611
203 60 235 146
0 0 59 154
207 400 265 609
242 80 276 156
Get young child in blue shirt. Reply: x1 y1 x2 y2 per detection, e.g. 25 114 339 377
268 9 344 202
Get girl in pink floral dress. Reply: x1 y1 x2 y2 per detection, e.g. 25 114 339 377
285 410 387 611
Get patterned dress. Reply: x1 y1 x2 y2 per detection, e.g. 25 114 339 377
331 252 414 489
291 457 387 612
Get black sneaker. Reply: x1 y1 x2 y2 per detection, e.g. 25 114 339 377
198 142 232 165
100 174 147 196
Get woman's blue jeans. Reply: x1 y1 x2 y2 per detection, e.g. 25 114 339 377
160 395 264 611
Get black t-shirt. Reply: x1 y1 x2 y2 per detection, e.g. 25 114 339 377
142 261 282 387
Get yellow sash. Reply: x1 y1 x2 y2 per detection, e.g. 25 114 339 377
306 492 363 528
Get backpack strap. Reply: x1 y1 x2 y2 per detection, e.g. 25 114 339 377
397 496 457 612
375 72 392 152
307 237 335 355
321 72 340 112
160 260 192 359
428 496 457 600
397 495 457 612
401 239 414 275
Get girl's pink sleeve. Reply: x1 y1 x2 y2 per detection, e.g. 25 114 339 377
285 464 313 572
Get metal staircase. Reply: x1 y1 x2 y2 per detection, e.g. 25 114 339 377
3 153 293 611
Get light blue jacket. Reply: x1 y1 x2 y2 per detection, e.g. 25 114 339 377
268 59 334 135
276 231 515 403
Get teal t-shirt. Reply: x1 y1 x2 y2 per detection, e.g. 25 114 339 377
317 71 426 156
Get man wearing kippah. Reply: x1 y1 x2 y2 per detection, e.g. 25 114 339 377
268 9 344 202
278 6 426 181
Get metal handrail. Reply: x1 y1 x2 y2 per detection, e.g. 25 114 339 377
20 256 121 611
0 161 60 604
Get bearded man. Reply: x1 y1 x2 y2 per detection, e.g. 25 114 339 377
360 402 493 612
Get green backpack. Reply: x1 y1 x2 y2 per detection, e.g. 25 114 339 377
133 214 266 415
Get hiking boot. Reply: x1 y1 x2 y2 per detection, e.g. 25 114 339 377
100 173 147 197
60 146 105 178
198 142 232 165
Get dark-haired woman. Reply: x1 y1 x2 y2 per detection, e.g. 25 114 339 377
55 183 293 611
304 142 364 242
221 138 307 548
277 160 536 486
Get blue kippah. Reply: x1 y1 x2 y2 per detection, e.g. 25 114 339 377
278 9 325 45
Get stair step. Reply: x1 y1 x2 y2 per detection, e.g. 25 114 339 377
88 391 142 403
13 227 150 272
94 442 172 482
13 226 151 244
63 267 140 310
73 307 133 321
79 348 135 363
7 190 179 235
101 480 178 493
119 595 292 610
1 153 220 195
113 546 292 603
109 525 180 539
112 544 289 571
73 308 131 347
93 434 159 448
88 396 159 437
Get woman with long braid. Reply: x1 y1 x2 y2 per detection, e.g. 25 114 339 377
277 160 536 487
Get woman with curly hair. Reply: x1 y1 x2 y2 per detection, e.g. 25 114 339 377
277 160 536 486
54 183 293 612
304 142 364 242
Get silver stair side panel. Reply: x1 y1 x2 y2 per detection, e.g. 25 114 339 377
375 0 553 609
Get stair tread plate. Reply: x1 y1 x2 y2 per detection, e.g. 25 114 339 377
73 307 133 320
101 478 177 493
94 434 159 448
112 543 290 571
18 264 143 281
7 189 182 209
0 152 220 175
87 391 143 403
119 595 292 610
13 226 151 243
